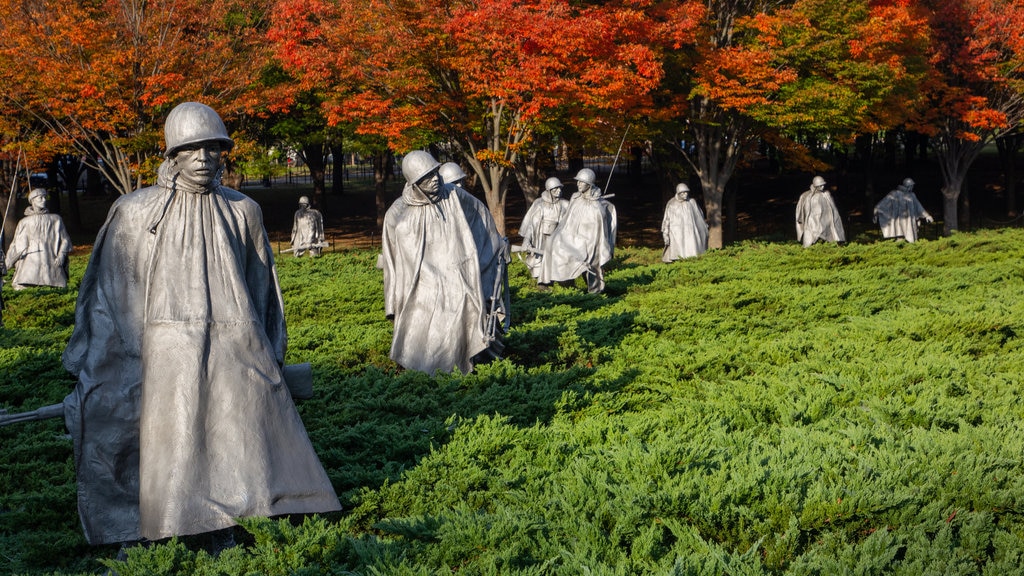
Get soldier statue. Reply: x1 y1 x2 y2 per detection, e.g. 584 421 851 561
62 102 341 550
382 150 509 374
540 168 617 293
518 176 569 284
795 175 845 247
5 188 72 289
290 195 325 256
661 183 708 261
873 177 933 242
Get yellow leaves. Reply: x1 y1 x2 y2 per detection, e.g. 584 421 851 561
475 148 513 168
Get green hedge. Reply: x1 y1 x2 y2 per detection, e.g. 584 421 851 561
3 230 1024 574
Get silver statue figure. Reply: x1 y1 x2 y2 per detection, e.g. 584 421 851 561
518 176 569 283
290 195 325 256
4 188 72 289
61 102 340 546
382 151 509 374
874 177 933 242
539 168 617 293
661 183 708 262
795 175 845 247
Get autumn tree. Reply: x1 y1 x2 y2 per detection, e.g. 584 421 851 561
0 0 277 196
911 0 1024 234
270 0 698 234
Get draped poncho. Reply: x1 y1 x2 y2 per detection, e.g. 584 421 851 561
5 207 72 289
795 189 845 247
874 189 932 242
382 183 507 374
661 195 708 262
539 189 617 288
62 164 340 544
518 190 568 280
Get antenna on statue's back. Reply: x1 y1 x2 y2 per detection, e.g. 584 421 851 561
1 149 23 251
604 125 631 195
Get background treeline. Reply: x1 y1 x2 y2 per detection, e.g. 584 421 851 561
2 0 1024 250
3 229 1024 574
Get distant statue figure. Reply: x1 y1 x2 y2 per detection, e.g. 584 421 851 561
290 195 325 256
873 177 933 242
439 161 469 188
795 175 845 247
518 176 569 284
61 102 340 548
540 168 617 293
382 150 509 374
661 183 708 262
4 188 72 289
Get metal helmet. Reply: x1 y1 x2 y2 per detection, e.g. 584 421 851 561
544 177 563 191
401 150 441 184
298 195 310 205
438 162 468 184
574 168 597 186
163 102 234 158
28 188 47 202
675 183 690 195
812 175 826 188
902 177 915 188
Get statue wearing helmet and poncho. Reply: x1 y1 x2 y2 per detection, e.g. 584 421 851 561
540 168 617 293
873 177 933 242
661 183 708 262
290 195 325 256
518 176 569 284
4 187 72 289
382 151 509 374
795 175 845 247
61 102 340 548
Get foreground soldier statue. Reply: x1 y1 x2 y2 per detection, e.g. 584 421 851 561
540 168 617 293
61 102 341 548
795 175 845 247
382 150 509 374
4 188 72 289
290 195 325 256
518 176 569 284
661 183 708 262
873 177 933 242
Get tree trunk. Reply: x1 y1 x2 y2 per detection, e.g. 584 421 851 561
330 142 345 196
483 164 508 236
996 134 1019 216
372 150 393 228
300 144 327 210
941 178 963 236
57 154 84 232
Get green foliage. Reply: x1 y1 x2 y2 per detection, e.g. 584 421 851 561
6 230 1024 574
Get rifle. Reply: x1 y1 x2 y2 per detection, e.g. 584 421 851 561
281 241 330 254
484 237 511 344
0 362 318 427
603 125 631 195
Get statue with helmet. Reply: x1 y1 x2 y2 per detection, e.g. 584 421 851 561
4 187 72 289
873 177 933 242
290 195 326 256
381 150 509 374
539 168 617 293
795 175 845 247
661 183 708 262
517 176 569 284
60 102 340 551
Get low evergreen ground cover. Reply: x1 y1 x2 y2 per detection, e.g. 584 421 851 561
2 229 1024 575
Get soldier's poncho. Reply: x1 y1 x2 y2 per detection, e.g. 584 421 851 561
291 205 325 255
518 190 568 280
5 206 72 289
62 164 340 545
874 189 932 242
382 182 507 374
661 195 708 262
795 189 845 247
540 188 617 292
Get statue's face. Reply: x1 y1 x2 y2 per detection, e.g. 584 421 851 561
679 190 689 200
577 180 590 194
175 142 223 187
30 193 47 209
416 170 441 197
550 186 562 198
